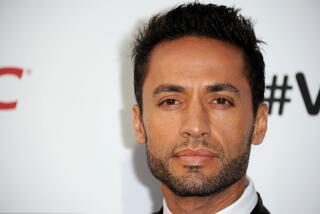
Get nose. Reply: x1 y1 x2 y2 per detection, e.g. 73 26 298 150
180 100 210 139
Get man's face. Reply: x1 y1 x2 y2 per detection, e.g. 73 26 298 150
133 36 268 196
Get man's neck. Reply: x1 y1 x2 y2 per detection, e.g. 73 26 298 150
161 177 247 214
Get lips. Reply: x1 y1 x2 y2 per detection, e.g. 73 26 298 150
175 149 215 157
174 149 216 165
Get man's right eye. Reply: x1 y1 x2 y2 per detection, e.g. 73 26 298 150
159 98 180 106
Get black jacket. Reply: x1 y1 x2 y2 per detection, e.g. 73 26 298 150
153 193 270 214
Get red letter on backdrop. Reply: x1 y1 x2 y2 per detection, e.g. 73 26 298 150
0 67 23 110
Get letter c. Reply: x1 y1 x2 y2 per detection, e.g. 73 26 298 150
0 67 23 110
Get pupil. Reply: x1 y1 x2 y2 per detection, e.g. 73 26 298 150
218 98 225 104
167 99 175 105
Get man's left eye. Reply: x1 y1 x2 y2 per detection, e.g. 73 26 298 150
211 97 234 106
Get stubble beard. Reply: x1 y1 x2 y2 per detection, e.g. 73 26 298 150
146 135 252 197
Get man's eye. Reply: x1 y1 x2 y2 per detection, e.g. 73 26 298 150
211 97 234 106
159 99 180 106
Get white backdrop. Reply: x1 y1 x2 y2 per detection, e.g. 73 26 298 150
0 0 319 213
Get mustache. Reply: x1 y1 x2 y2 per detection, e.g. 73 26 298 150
170 138 224 157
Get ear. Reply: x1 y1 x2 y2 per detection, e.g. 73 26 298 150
251 103 268 145
132 104 147 144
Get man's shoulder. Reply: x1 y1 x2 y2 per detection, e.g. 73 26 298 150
251 193 270 214
152 193 270 214
152 207 163 214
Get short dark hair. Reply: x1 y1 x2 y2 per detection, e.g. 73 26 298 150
132 2 265 115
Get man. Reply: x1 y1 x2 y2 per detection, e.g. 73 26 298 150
132 2 269 214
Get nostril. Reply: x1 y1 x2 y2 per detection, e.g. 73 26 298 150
181 130 209 139
182 132 192 138
201 132 209 138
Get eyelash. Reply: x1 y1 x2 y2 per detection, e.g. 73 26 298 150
211 97 234 106
159 98 180 106
158 97 234 108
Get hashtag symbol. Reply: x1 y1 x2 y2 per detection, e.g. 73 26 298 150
265 75 292 115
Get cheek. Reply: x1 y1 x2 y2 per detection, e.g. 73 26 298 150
210 111 252 158
143 110 181 153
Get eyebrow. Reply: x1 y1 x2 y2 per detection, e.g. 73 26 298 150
152 84 186 97
206 83 240 97
152 83 241 98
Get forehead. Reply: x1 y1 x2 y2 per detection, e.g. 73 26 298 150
144 36 249 92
